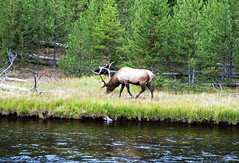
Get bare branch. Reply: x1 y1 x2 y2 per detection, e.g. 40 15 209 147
0 51 17 77
0 51 44 94
20 68 43 92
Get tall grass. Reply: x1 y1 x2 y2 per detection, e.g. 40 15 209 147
0 76 238 125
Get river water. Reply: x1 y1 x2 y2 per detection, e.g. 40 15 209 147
0 117 239 162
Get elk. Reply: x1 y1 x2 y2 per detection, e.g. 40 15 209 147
92 63 155 99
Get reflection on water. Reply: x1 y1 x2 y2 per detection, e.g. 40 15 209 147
0 117 239 162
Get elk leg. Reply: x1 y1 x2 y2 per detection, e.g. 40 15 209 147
135 84 146 99
119 84 125 97
125 84 134 98
146 83 154 99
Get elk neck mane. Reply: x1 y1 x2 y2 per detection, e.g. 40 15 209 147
108 70 120 86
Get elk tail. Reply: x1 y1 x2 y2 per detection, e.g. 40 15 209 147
147 71 155 84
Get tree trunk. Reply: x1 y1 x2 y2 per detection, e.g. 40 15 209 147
53 0 57 69
192 53 196 85
74 0 78 22
192 65 195 85
46 44 49 55
20 48 24 68
78 54 82 75
53 16 57 69
53 40 56 69
222 53 226 83
188 58 191 86
228 48 233 82
168 57 171 72
37 43 40 70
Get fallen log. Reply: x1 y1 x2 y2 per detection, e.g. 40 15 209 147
28 54 60 61
200 82 239 88
0 83 29 91
4 77 29 82
28 54 60 66
39 41 68 49
162 72 182 79
0 82 45 94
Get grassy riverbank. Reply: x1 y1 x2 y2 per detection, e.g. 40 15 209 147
0 76 239 125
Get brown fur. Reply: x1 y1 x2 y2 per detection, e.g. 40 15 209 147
104 67 155 99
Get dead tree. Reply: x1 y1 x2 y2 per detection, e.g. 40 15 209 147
0 50 44 94
0 50 17 77
20 68 43 92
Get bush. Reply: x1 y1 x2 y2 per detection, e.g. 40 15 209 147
152 76 214 93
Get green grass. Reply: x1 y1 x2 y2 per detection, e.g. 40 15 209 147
0 76 239 125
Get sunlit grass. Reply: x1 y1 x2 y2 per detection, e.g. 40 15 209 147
0 76 239 124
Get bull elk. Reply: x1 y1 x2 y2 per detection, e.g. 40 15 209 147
92 63 155 99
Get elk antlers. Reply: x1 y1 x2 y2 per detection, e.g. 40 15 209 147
91 62 114 87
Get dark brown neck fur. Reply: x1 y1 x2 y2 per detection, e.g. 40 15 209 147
108 74 120 88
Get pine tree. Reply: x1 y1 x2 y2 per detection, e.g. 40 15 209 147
125 0 154 67
0 0 39 66
82 0 103 68
14 0 40 66
196 0 217 82
125 0 169 69
228 0 239 81
59 19 81 76
67 0 88 22
154 1 173 72
59 0 102 76
92 0 123 64
0 0 17 65
199 0 233 83
115 0 135 34
51 0 73 68
172 0 204 85
0 0 11 65
155 14 178 72
217 0 232 83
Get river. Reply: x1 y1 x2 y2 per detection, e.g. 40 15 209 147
0 117 239 162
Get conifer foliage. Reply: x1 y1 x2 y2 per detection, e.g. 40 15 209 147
0 0 238 84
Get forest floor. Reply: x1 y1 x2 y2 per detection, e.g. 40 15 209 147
0 67 239 125
7 66 65 81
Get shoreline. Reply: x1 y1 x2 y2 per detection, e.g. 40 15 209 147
0 110 238 126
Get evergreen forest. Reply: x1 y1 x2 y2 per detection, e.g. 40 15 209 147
0 0 239 85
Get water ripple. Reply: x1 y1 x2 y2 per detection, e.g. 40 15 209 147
1 118 239 162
